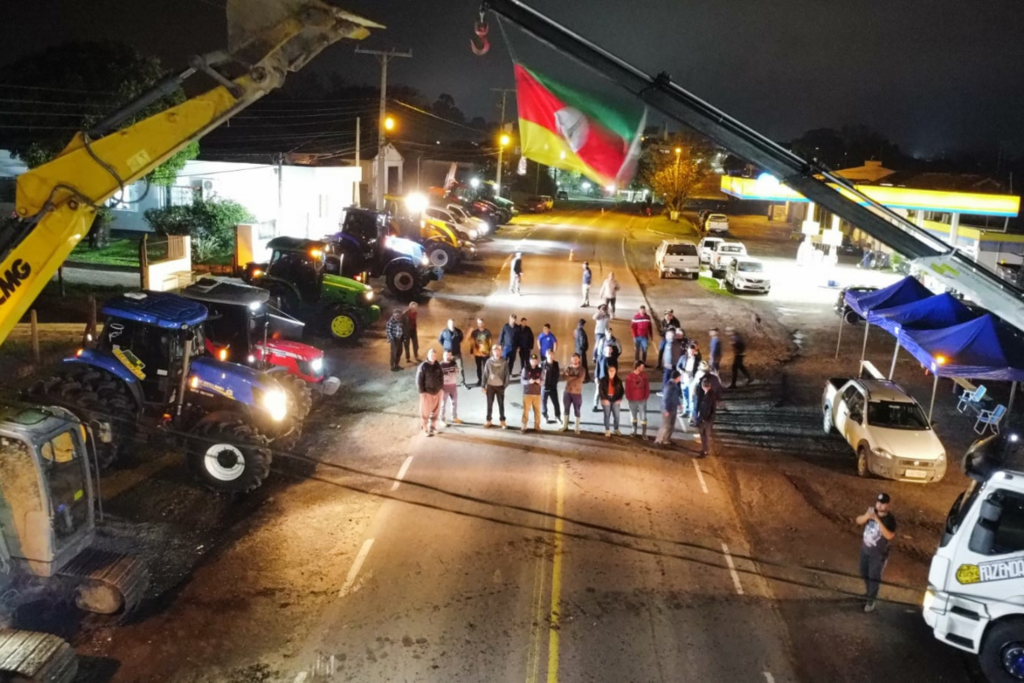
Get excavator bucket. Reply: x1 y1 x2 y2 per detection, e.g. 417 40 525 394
227 0 384 62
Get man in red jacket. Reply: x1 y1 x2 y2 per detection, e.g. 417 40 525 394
625 360 652 438
630 305 654 366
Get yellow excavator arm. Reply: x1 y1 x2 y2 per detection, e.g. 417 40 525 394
0 0 382 346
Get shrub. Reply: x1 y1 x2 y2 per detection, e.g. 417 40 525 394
144 196 253 263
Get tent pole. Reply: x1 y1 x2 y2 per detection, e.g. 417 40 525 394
860 322 871 366
835 314 845 359
889 340 900 380
928 373 939 422
1010 381 1018 417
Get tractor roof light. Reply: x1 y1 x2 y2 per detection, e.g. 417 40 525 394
248 301 262 312
310 248 323 259
217 348 229 361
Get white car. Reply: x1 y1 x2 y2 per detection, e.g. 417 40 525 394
654 240 700 279
725 257 771 293
705 213 730 233
698 236 723 264
709 241 747 276
426 206 481 242
446 203 490 237
822 378 946 482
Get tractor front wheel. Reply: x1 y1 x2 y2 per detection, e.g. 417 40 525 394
278 374 313 422
326 306 365 343
385 263 420 298
187 419 272 493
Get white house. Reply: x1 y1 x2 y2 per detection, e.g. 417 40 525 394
0 150 361 237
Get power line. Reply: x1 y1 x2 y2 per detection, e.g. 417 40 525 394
391 99 485 133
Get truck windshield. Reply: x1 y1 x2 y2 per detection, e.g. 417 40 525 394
867 401 929 429
942 480 981 545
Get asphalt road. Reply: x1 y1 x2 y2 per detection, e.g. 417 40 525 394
282 209 798 683
81 204 984 683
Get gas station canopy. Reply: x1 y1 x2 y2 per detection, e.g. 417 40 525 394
721 175 1020 217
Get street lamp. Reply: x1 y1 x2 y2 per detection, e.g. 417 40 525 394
384 116 395 131
496 133 511 193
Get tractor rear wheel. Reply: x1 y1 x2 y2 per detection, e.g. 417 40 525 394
187 418 271 493
278 374 313 422
385 263 419 298
326 306 364 343
29 366 137 469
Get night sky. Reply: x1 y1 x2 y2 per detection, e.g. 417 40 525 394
3 0 1023 156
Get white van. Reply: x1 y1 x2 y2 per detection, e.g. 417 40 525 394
655 240 700 279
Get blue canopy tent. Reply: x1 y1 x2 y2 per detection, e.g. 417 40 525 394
897 314 1024 418
866 293 979 379
835 275 934 363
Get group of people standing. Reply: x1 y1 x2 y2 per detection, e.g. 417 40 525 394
405 301 752 457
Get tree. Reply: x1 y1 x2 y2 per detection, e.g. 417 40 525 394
641 135 712 213
788 125 905 170
0 41 199 177
431 93 466 124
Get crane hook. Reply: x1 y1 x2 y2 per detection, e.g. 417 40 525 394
471 10 490 56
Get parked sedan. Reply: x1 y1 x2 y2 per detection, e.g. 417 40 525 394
725 258 771 293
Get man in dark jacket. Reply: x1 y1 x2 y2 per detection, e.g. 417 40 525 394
693 374 720 457
574 319 590 379
517 317 536 375
499 314 520 372
439 318 466 386
659 309 682 338
727 327 751 388
385 308 406 372
416 348 445 436
541 350 561 424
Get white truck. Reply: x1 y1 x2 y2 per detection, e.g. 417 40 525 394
925 431 1024 683
655 239 701 279
709 241 748 277
821 377 947 482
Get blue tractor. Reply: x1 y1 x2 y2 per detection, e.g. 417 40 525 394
29 292 297 493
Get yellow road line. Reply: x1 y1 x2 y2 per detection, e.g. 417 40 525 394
547 463 566 683
526 472 552 683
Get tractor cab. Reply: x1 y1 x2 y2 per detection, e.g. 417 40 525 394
0 405 94 577
180 277 338 398
243 237 381 343
92 291 208 405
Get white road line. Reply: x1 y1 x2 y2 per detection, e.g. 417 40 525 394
391 455 414 491
338 538 375 597
693 460 709 494
763 673 776 683
721 542 744 595
293 672 307 683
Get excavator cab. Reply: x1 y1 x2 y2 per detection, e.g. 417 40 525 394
0 406 94 578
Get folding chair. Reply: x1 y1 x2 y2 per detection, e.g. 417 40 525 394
957 385 987 413
974 404 1007 435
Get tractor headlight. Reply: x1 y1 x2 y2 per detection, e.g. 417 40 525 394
262 388 288 422
310 357 323 373
482 221 490 234
364 289 374 302
421 255 430 266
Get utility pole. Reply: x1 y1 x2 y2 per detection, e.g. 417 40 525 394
492 88 515 194
356 47 412 210
354 116 361 206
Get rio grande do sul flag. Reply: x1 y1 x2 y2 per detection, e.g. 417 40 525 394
515 63 647 187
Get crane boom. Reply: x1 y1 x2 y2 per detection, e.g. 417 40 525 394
0 1 382 346
483 0 1024 331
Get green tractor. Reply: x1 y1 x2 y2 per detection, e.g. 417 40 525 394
244 237 381 343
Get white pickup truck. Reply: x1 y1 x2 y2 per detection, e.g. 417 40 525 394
821 377 947 482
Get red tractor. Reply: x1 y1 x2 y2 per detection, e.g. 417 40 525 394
181 278 340 421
